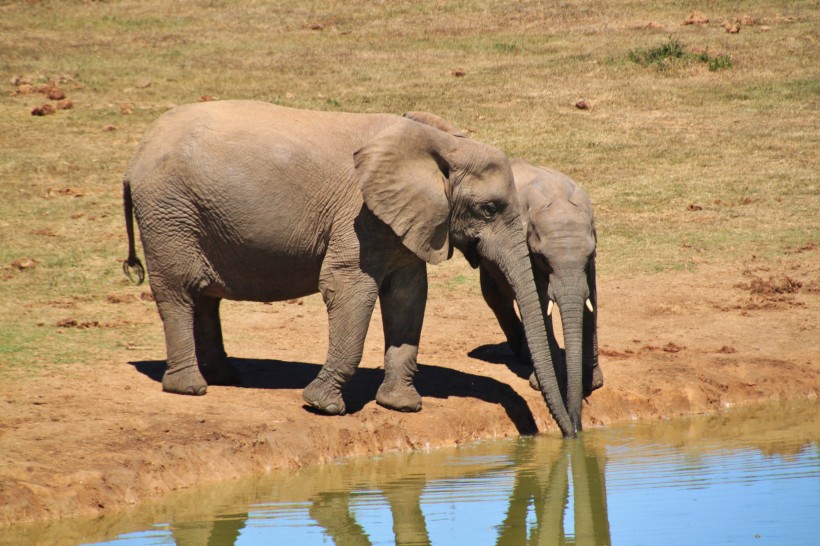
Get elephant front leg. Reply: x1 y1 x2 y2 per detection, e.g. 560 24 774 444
303 271 379 415
156 297 208 396
376 262 426 412
582 293 603 397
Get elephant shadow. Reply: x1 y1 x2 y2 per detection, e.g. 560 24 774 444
129 357 538 434
469 342 568 379
467 342 528 377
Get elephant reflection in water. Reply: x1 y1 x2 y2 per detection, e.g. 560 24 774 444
310 478 429 546
161 438 609 545
497 440 610 545
305 439 610 546
169 513 247 546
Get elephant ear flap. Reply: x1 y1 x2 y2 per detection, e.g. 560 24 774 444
569 184 594 218
355 119 454 265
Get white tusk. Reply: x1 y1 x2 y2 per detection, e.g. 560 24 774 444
586 298 594 313
547 300 554 316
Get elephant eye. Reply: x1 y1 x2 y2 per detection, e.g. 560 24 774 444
480 202 498 219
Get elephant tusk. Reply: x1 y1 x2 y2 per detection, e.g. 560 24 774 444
586 298 594 313
547 300 554 316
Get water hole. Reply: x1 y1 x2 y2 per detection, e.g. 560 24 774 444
7 399 818 546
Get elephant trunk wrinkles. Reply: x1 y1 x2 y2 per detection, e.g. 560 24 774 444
493 235 575 437
556 294 585 433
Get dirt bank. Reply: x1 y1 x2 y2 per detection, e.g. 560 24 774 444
1 257 818 526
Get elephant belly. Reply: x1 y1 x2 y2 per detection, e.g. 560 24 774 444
202 251 323 303
195 194 332 302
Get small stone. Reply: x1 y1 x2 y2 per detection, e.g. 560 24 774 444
11 257 37 270
14 84 35 95
46 87 65 100
683 11 709 25
31 104 56 116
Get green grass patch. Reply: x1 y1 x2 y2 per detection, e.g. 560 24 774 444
628 37 733 72
493 42 518 54
628 37 686 67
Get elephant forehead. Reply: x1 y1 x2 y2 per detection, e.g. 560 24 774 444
457 141 513 180
531 202 593 233
455 169 516 212
529 216 595 259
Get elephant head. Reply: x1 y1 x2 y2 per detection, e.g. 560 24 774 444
514 160 599 433
353 113 577 437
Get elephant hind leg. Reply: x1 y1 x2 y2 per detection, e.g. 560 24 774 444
194 296 238 386
376 262 426 412
156 297 208 396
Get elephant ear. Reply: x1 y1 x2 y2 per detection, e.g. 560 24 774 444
568 183 594 218
355 118 457 264
403 111 466 138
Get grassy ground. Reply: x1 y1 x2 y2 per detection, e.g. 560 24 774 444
1 1 817 369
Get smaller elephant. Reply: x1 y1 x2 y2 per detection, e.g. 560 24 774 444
479 160 602 433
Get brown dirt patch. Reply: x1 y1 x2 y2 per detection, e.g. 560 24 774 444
1 259 818 526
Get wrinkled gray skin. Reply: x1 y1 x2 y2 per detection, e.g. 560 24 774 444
122 102 577 437
478 160 601 433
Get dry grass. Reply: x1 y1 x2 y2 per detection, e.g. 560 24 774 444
0 1 817 367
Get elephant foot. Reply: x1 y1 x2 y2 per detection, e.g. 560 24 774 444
528 371 539 391
376 381 422 412
200 359 239 386
303 374 346 415
162 365 207 396
584 365 604 397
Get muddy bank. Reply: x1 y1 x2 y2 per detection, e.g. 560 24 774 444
1 261 818 526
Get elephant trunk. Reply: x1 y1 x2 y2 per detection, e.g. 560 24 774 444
491 236 576 437
555 292 585 433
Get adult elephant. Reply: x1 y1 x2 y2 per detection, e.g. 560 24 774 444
122 101 577 437
479 160 601 433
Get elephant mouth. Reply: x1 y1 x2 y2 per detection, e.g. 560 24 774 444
462 239 481 268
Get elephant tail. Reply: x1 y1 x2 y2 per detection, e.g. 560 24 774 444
122 178 145 285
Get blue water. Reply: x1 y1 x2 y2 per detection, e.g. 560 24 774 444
6 400 819 545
